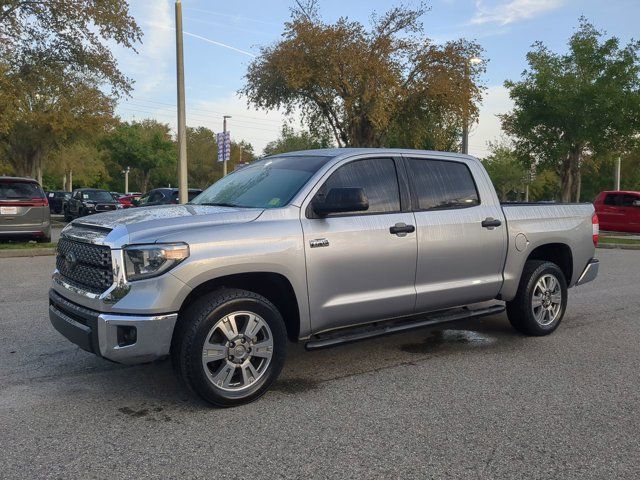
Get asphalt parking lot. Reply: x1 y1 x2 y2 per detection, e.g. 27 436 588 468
0 249 638 479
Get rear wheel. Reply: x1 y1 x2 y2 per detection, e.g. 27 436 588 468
172 288 287 407
506 260 567 336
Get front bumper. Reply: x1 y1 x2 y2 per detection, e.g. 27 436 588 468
576 258 599 286
49 289 178 365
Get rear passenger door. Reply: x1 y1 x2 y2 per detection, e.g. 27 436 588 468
405 156 508 313
301 157 417 334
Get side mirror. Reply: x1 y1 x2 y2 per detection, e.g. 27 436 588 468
633 200 640 207
313 187 369 216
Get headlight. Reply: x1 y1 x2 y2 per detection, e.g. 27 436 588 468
123 243 189 281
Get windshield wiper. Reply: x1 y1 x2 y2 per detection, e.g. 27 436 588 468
197 202 243 208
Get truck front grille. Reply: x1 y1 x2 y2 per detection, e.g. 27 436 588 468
95 204 117 212
56 238 113 294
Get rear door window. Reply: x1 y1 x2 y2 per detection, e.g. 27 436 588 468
406 159 480 211
622 194 639 207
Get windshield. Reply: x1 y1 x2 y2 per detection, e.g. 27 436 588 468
0 181 44 200
191 156 329 208
83 190 114 202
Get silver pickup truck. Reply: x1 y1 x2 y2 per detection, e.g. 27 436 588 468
49 148 599 406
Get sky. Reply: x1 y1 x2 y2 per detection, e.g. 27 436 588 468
113 0 640 158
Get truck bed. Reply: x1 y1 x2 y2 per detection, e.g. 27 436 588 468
499 202 596 300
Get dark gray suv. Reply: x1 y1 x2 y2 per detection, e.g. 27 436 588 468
0 177 51 242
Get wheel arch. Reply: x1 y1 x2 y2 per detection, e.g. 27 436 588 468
525 242 573 285
177 272 301 342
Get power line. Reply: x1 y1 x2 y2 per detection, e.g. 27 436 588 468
121 102 282 133
128 97 284 124
116 107 280 140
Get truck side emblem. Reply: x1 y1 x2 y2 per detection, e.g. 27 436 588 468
310 238 329 248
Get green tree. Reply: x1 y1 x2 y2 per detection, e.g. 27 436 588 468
0 0 141 100
242 2 484 150
0 0 141 182
482 142 527 201
501 18 640 202
263 124 332 156
0 66 115 184
102 120 175 193
46 140 110 190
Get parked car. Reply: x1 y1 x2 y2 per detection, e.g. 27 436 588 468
116 193 141 209
594 190 640 233
63 188 122 221
0 176 51 242
138 188 203 206
49 149 599 407
46 190 71 214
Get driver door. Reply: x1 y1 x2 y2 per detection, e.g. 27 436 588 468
301 157 417 334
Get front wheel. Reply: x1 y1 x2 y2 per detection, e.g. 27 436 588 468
506 260 568 336
172 288 287 407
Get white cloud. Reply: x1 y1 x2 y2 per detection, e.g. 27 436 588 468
471 0 563 26
117 0 174 96
468 85 513 158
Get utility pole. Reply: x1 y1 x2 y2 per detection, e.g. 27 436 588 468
122 166 130 194
68 170 73 192
614 157 621 191
175 0 188 204
223 115 231 176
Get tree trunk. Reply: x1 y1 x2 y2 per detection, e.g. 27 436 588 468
140 171 151 193
560 155 573 203
560 147 581 203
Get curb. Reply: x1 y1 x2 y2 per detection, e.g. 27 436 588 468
0 248 56 258
597 243 640 251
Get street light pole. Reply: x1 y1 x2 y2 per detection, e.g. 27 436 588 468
223 115 231 176
122 166 130 194
614 157 621 191
175 0 188 204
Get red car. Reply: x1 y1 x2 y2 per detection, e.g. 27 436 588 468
594 190 640 233
117 193 141 208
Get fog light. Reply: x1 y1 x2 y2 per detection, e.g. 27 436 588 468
117 326 137 347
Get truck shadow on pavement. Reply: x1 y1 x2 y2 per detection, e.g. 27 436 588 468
52 314 516 412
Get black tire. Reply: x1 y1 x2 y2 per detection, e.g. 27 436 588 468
506 260 568 336
172 288 287 407
37 235 51 243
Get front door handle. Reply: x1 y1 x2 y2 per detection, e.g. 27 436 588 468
390 223 416 236
481 217 502 228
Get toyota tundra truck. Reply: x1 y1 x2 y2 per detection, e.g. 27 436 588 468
49 149 600 406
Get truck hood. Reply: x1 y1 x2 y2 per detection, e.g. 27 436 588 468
69 204 264 247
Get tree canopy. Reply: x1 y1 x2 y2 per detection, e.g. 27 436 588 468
242 1 484 150
263 124 333 156
0 0 141 184
0 0 141 98
501 18 640 202
101 120 175 194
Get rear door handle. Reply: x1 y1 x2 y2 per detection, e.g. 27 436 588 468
390 223 415 236
481 217 502 228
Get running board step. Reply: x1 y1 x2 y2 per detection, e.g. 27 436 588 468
305 303 506 351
